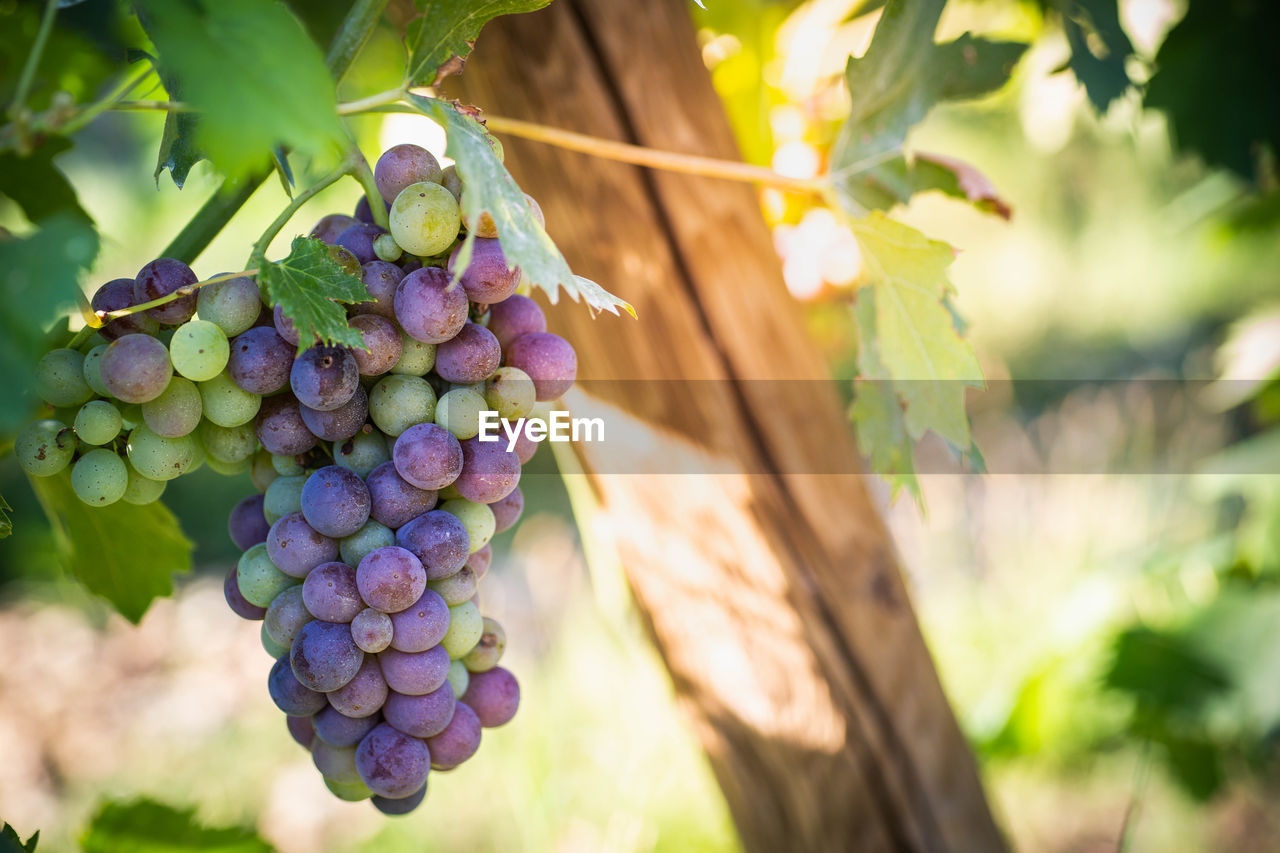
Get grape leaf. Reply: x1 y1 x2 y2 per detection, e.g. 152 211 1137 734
0 138 93 225
404 0 551 86
1061 0 1135 112
841 152 1012 218
81 800 269 853
137 40 205 189
258 237 372 352
27 473 192 624
851 212 982 448
409 95 634 317
850 381 921 501
0 821 38 853
0 494 12 540
135 0 346 179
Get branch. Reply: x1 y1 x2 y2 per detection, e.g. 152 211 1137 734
7 0 58 120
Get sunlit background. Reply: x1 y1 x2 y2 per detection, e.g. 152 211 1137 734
3 0 1280 850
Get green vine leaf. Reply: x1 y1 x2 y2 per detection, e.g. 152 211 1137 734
0 494 12 540
81 799 269 853
135 0 346 179
404 0 551 87
28 473 193 624
258 237 372 352
0 137 94 225
409 95 634 318
841 152 1012 218
1061 0 1136 112
1 821 39 853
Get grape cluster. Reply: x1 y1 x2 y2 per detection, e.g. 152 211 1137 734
17 142 579 814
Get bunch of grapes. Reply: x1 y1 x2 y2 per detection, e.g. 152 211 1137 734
16 142 579 814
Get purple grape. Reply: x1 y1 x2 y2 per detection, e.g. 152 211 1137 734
351 261 403 320
366 461 437 528
266 586 315 648
287 713 316 749
388 589 449 652
461 666 519 727
375 144 443 203
356 546 427 613
134 258 198 325
354 194 391 224
335 222 387 265
314 705 381 747
372 784 427 815
486 294 546 351
291 346 359 411
311 213 358 244
489 487 523 534
328 655 389 717
269 655 328 716
348 314 402 376
300 385 367 442
466 544 492 580
302 561 363 622
301 465 371 538
291 620 365 692
273 303 315 347
394 268 468 344
505 332 577 401
255 394 319 456
228 494 270 550
100 334 173 403
426 701 481 770
448 238 519 305
91 278 159 341
378 645 450 696
198 274 261 337
395 511 470 579
384 683 455 738
392 423 462 490
351 608 394 654
228 326 293 395
267 511 338 578
399 256 423 274
224 565 267 620
434 322 501 384
455 437 521 504
355 722 431 799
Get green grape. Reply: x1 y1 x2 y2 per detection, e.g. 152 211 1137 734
118 402 143 430
264 474 306 523
262 621 290 658
186 429 207 473
73 400 122 446
373 233 403 262
437 482 463 501
36 348 93 407
440 165 463 202
238 542 297 608
369 375 436 437
434 388 487 440
461 617 506 673
428 566 477 606
324 777 374 802
198 371 262 427
438 498 495 553
16 420 76 477
198 419 258 464
142 377 203 437
441 600 484 659
75 332 104 356
390 332 436 376
196 274 260 337
250 448 277 491
485 366 535 420
339 519 396 567
126 423 198 481
169 319 230 381
389 181 462 257
446 659 470 696
272 453 305 476
122 465 167 505
205 454 253 476
333 430 390 478
82 344 111 397
71 449 128 506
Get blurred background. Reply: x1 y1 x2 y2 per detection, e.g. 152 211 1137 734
3 0 1280 850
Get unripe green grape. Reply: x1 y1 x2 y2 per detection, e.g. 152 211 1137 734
186 429 207 473
485 367 535 420
339 519 396 567
82 344 111 397
75 332 104 356
324 777 374 802
121 464 167 505
118 402 143 430
389 181 461 257
126 423 198 481
142 377 202 438
437 482 463 501
461 617 506 673
440 165 463 202
205 454 253 476
250 449 277 492
390 333 436 376
264 474 306 524
272 453 305 476
428 565 477 605
71 449 128 506
36 348 93 407
237 542 297 608
196 274 260 337
198 419 258 464
373 233 403 262
441 600 484 659
198 371 261 427
16 420 76 477
333 429 390 478
438 498 494 553
446 659 470 696
434 388 486 440
370 375 436 437
262 621 290 658
74 400 122 446
170 319 230 381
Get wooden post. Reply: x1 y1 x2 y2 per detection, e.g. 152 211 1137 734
447 2 1005 850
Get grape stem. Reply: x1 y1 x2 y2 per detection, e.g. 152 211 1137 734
347 143 390 229
6 0 58 121
248 162 354 267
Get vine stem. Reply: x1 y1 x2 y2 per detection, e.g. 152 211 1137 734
111 87 405 117
347 144 389 229
7 0 58 120
249 162 352 266
70 270 260 347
